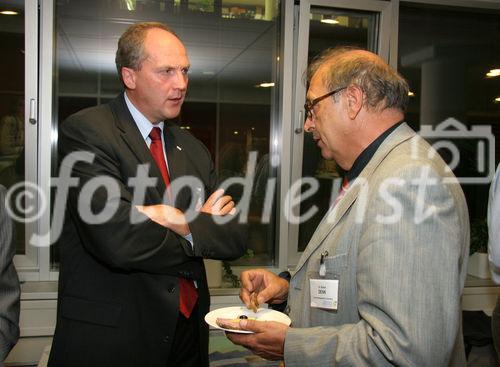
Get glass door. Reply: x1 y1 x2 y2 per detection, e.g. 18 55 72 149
287 0 393 266
0 0 39 272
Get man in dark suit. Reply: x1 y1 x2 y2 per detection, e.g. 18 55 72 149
48 22 245 367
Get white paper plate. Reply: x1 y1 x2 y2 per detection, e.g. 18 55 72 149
205 306 291 334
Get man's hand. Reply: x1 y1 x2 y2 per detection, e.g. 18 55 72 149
240 269 289 308
216 319 288 361
135 205 190 236
135 189 235 236
200 189 236 215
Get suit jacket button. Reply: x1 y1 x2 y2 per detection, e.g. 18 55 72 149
168 285 175 293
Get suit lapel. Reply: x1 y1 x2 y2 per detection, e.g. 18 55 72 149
293 123 416 274
109 95 166 201
163 122 191 209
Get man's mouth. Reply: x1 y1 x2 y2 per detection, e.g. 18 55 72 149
168 96 183 103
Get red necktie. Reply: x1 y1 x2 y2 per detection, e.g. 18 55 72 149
149 127 198 318
333 177 349 207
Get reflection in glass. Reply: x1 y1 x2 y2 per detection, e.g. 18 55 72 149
297 7 377 252
0 1 25 255
53 0 280 270
398 5 500 223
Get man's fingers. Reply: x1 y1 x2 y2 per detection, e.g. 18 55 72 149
204 188 225 207
256 288 274 305
239 319 267 332
217 200 235 215
240 288 252 307
240 271 256 291
216 318 242 331
217 319 267 333
212 195 233 211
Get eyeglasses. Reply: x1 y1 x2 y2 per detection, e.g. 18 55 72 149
304 86 346 120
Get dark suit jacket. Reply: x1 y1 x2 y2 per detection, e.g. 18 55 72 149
48 94 246 367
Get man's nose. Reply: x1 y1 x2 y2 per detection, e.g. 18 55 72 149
304 115 315 132
174 70 188 90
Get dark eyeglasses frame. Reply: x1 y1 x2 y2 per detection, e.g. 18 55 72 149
304 86 346 120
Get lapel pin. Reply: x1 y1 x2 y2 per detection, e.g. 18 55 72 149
176 146 182 151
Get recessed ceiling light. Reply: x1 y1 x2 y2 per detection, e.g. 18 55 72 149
321 15 339 25
257 82 275 88
0 10 18 15
321 18 339 24
486 69 500 78
233 131 239 135
494 97 500 103
408 91 415 97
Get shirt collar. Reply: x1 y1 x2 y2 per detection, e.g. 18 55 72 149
124 91 164 140
344 121 403 183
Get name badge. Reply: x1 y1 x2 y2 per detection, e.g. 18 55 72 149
310 278 339 310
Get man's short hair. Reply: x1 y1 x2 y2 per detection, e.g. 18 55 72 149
307 46 410 112
115 22 178 84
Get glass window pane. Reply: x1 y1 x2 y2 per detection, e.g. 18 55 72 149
398 5 500 223
297 7 378 252
52 0 280 270
0 1 25 255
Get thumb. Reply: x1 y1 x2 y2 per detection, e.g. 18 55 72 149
239 319 267 333
255 287 278 305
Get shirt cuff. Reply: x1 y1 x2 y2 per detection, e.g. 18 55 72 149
184 233 194 249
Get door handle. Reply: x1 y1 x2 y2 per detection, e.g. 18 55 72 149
29 98 36 125
295 110 303 134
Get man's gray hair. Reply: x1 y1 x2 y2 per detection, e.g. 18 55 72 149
307 46 410 112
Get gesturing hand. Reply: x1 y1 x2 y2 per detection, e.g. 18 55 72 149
239 269 289 308
200 189 236 216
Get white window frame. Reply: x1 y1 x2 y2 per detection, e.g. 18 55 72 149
282 0 395 269
13 0 40 279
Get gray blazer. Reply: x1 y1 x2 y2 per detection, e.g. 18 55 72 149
0 185 20 363
284 124 469 367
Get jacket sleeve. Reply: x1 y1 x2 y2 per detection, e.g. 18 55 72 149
188 141 247 261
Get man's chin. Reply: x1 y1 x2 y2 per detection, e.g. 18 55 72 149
163 108 182 120
320 148 335 161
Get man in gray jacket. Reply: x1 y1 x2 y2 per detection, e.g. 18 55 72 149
0 185 20 364
218 47 470 366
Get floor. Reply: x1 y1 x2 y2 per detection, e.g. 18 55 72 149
467 345 499 367
12 330 500 367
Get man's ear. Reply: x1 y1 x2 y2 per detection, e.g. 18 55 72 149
121 67 136 89
345 85 363 120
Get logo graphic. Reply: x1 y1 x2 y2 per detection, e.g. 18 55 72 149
416 118 495 184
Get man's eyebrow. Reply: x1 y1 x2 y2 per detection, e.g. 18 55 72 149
156 64 191 69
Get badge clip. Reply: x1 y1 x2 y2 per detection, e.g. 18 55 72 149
319 250 328 277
